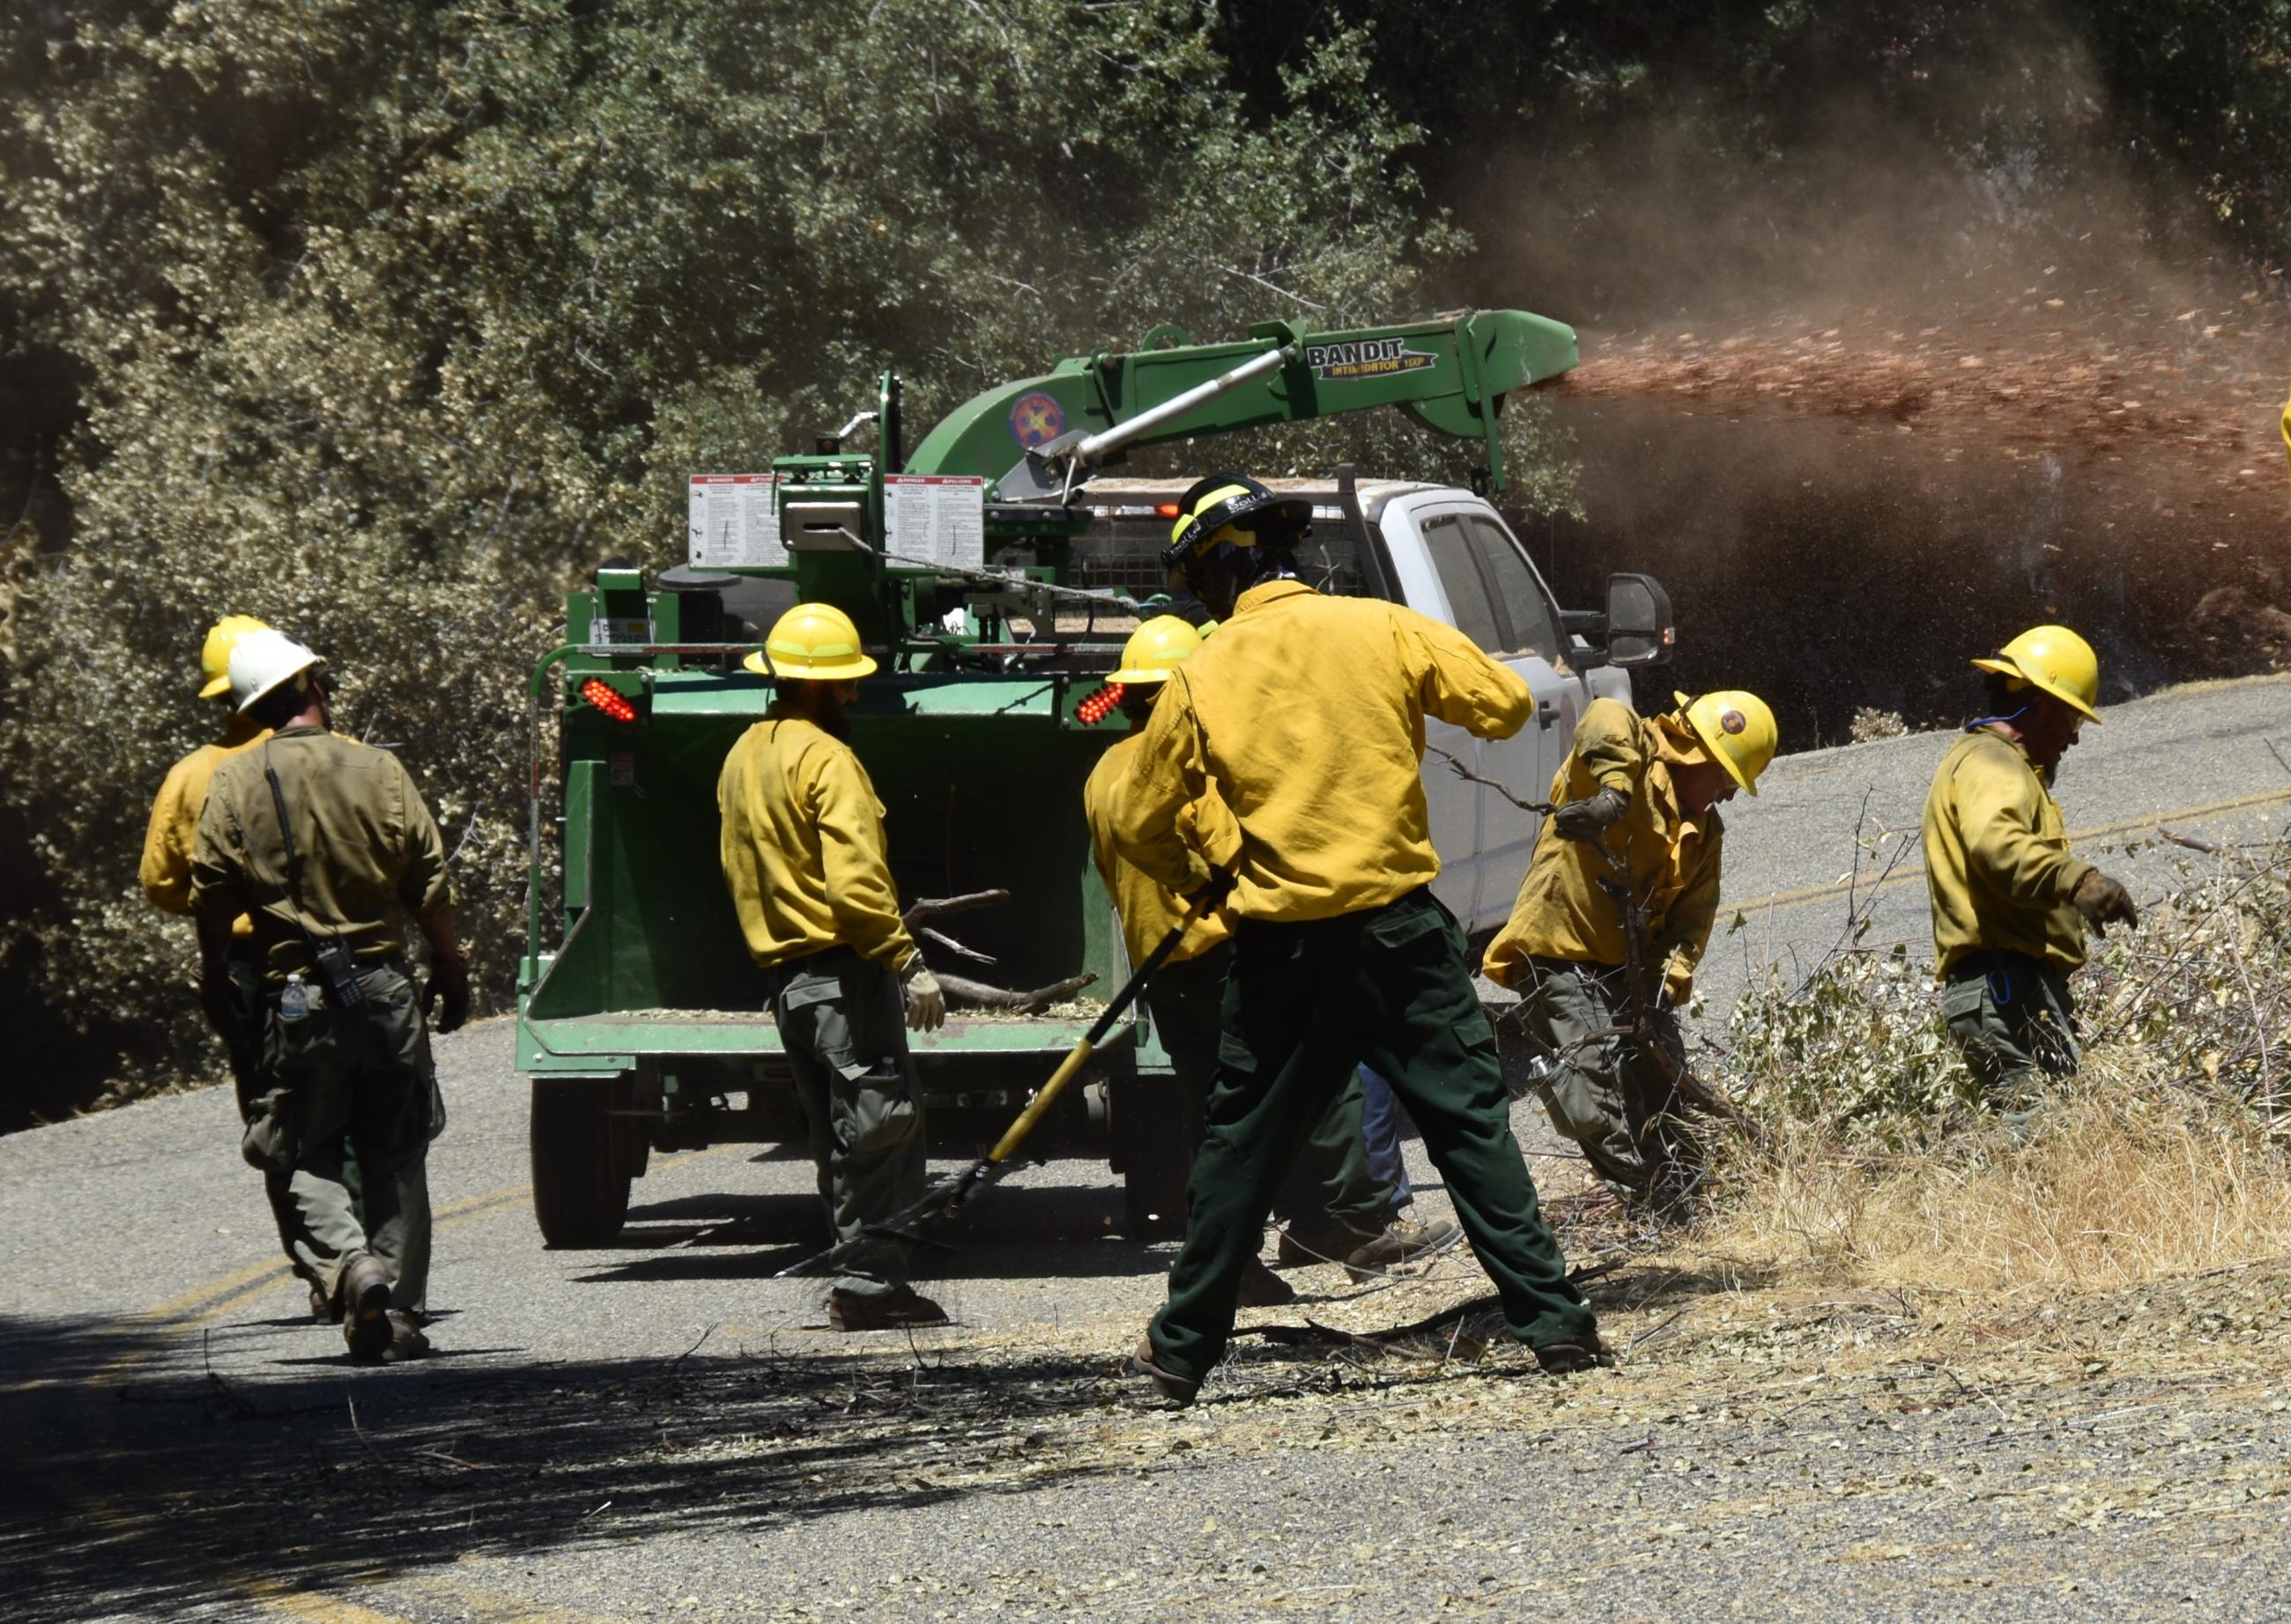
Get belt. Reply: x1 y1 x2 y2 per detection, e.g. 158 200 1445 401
263 953 412 990
758 945 862 995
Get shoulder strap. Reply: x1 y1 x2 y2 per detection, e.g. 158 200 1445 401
218 742 350 973
263 753 306 906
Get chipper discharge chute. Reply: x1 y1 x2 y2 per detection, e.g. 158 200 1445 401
516 310 1579 1248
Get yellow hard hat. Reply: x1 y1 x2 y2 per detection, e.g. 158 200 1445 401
745 602 877 681
1675 689 1778 797
1969 624 2102 724
1110 616 1204 684
198 615 271 700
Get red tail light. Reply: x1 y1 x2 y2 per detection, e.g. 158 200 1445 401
1075 681 1125 724
1153 501 1183 519
580 677 638 723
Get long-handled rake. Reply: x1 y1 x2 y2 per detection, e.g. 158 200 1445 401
779 875 1230 1278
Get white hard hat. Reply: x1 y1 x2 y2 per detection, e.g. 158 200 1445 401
226 628 326 715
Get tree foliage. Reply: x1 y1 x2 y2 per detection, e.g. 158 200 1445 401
11 0 2291 1116
0 1 1505 1113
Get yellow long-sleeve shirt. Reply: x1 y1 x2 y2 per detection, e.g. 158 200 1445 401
1481 699 1724 1005
139 715 271 934
1112 578 1534 923
1922 728 2093 974
717 704 919 974
1083 731 1234 970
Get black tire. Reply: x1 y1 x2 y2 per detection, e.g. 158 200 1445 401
530 1077 634 1247
1115 1075 1194 1240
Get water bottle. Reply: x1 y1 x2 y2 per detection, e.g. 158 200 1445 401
279 972 309 1024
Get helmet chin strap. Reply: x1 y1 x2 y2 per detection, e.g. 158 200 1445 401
1965 701 2031 732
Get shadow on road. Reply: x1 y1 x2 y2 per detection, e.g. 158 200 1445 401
2 1307 1130 1623
576 1176 1175 1284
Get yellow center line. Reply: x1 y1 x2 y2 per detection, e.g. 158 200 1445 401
1739 784 2291 920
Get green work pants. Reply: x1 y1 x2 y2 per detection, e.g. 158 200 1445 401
768 950 926 1302
1516 955 1688 1192
1147 945 1397 1232
1148 888 1593 1383
262 962 437 1313
1939 950 2081 1100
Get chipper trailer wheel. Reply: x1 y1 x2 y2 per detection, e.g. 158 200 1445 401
1113 1074 1193 1240
530 1076 640 1247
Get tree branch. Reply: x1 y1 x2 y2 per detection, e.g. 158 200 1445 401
902 890 1010 926
937 970 1097 1012
1424 743 1553 816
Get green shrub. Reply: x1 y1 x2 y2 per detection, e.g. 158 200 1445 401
0 4 1569 1112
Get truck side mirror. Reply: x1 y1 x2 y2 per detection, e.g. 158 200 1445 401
1604 573 1674 668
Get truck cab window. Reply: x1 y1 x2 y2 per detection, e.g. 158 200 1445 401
1420 515 1504 651
1463 515 1565 663
1081 504 1375 600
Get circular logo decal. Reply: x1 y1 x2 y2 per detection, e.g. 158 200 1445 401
1008 391 1065 449
1720 708 1747 735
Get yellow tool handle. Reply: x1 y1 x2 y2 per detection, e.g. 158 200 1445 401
988 1039 1095 1164
976 871 1227 1170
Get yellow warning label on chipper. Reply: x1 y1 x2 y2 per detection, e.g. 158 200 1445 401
1306 337 1437 381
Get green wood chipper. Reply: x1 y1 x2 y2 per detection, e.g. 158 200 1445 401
517 310 1581 1247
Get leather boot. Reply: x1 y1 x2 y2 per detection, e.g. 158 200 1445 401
380 1310 432 1363
827 1284 950 1331
339 1254 393 1361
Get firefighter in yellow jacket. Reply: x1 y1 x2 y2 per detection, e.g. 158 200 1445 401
1114 475 1605 1404
1923 626 2138 1097
1081 616 1456 1304
1483 690 1776 1198
139 615 318 1295
718 603 949 1332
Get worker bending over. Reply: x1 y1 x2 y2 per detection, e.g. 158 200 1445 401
719 604 949 1331
1923 626 2137 1100
1483 690 1776 1202
1115 475 1605 1403
1082 617 1457 1306
191 631 468 1362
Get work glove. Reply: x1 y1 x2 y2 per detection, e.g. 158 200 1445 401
1551 786 1629 844
1197 865 1239 908
903 963 946 1033
2072 868 2139 937
424 952 472 1035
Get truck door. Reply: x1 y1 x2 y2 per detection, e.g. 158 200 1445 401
1374 503 1484 926
1455 509 1578 925
1410 503 1579 936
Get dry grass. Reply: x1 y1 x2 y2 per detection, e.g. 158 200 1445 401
1692 832 2291 1309
1696 1057 2291 1299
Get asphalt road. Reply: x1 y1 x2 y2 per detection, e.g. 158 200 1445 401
6 674 2291 1623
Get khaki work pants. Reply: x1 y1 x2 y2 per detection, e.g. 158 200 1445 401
767 950 926 1302
222 955 365 1292
258 962 438 1313
1516 955 1689 1193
